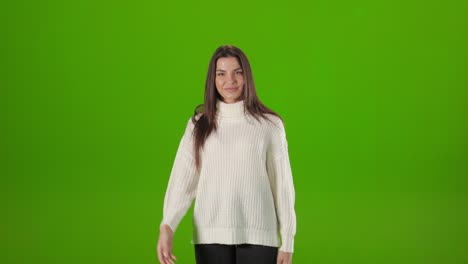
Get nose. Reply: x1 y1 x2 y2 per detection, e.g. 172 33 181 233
227 72 236 83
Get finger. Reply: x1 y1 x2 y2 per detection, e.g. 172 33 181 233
163 252 173 264
170 253 177 261
158 250 168 264
165 254 175 264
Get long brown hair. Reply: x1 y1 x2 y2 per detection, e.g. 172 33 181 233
190 45 283 172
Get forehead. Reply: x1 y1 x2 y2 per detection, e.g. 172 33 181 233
216 57 241 69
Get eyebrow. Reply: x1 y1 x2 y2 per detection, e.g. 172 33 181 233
216 68 243 72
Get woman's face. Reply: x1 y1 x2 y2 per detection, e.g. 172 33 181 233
215 56 245 103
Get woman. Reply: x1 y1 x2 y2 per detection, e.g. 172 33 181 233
157 45 296 264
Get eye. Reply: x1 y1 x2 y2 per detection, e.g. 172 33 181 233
217 73 224 76
236 71 243 75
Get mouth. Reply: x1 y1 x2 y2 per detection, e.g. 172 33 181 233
225 87 238 90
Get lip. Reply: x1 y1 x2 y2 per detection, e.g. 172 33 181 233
225 87 238 90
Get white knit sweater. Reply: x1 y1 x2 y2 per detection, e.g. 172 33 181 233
160 99 297 252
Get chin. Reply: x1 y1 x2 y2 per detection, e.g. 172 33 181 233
227 94 242 100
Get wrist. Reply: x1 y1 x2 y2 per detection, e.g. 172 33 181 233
159 223 174 233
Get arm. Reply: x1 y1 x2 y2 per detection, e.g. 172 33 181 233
160 117 200 233
266 118 297 253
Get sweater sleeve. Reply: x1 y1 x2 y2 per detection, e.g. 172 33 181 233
160 117 200 233
266 118 297 253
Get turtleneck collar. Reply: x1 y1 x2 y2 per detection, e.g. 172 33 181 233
216 98 246 118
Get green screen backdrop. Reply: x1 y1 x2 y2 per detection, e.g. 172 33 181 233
4 0 468 263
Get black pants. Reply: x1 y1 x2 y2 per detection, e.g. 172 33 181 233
194 243 278 264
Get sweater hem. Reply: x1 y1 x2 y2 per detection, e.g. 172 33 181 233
190 227 280 248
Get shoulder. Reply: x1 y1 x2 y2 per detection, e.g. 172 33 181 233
185 112 203 130
194 112 203 120
263 114 289 158
263 113 285 134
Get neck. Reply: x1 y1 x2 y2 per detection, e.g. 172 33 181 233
216 98 246 118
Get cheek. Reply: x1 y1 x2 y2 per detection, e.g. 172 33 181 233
215 79 224 90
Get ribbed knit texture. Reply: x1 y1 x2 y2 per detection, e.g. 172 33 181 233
160 99 297 252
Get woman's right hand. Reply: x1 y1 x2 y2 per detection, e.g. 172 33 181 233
157 224 177 264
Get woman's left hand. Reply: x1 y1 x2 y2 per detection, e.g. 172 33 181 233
277 251 292 264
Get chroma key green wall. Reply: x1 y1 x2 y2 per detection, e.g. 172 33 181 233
4 0 468 263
